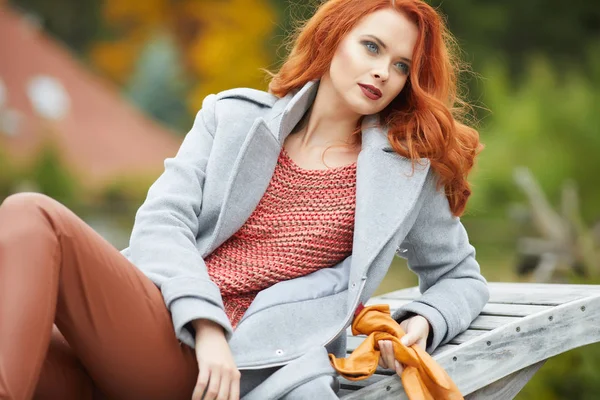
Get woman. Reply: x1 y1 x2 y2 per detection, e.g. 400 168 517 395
0 0 488 399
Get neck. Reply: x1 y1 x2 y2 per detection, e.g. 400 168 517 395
292 77 362 151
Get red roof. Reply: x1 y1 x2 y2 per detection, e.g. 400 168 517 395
0 5 182 187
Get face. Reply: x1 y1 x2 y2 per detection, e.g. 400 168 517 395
324 8 418 116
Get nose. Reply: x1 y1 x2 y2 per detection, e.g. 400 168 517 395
372 64 389 82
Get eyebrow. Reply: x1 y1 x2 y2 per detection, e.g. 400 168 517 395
363 34 412 65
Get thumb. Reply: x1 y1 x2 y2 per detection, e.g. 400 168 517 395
400 331 417 347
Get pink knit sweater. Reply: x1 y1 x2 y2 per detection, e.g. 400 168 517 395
205 147 357 328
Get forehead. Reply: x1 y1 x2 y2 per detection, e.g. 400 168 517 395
349 8 418 54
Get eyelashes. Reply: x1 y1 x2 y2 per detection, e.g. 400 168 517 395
363 41 379 53
361 40 410 75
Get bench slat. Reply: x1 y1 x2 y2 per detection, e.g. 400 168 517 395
478 303 552 317
486 287 595 305
379 283 600 306
368 298 553 318
470 315 521 330
347 328 488 352
339 374 388 390
449 329 486 344
432 343 459 356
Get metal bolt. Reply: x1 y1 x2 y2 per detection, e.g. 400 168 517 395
386 386 392 391
453 356 458 362
516 327 521 332
486 341 491 346
581 306 586 312
548 316 553 321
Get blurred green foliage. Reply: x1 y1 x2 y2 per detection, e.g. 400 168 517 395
0 150 16 198
519 343 600 400
429 0 600 78
125 31 192 133
468 44 600 224
464 47 600 399
26 140 81 208
93 174 156 218
9 0 102 54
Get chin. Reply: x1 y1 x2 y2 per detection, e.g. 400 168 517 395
344 96 378 115
356 104 384 116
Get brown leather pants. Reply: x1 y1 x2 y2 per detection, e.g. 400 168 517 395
0 193 199 400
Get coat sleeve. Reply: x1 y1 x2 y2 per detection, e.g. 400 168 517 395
123 93 233 347
391 171 489 353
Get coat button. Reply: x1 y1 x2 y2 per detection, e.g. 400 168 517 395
275 349 284 356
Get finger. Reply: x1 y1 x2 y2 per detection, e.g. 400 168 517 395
378 340 388 369
216 370 231 400
384 341 396 372
192 366 210 400
192 386 202 400
394 360 404 376
229 370 241 400
399 320 409 333
416 337 427 351
205 368 221 400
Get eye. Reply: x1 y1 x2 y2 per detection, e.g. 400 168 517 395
395 62 410 75
362 40 379 54
363 40 410 75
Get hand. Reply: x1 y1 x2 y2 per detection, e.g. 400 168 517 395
378 314 431 376
191 320 240 400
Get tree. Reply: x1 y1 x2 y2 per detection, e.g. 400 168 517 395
8 0 102 54
89 0 277 116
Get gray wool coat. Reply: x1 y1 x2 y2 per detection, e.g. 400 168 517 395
120 78 489 399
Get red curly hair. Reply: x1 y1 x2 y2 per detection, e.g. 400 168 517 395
265 0 483 217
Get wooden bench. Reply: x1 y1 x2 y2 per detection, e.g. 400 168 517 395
339 282 600 399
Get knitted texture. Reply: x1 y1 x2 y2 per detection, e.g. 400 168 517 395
205 147 357 328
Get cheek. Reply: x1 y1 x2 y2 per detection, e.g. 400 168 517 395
388 78 408 100
337 43 354 65
331 42 360 76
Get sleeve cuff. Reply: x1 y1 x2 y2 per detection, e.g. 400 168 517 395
170 296 234 347
391 301 448 353
162 276 225 310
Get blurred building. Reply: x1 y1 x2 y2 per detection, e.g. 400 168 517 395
0 5 181 187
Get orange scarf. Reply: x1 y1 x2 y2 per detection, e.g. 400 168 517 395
328 304 463 400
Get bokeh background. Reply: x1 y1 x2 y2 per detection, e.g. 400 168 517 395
1 0 599 398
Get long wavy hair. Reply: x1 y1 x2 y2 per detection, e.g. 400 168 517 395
264 0 483 217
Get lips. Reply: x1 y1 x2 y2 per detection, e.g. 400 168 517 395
358 83 382 99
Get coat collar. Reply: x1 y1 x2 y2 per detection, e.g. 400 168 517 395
264 78 395 152
212 79 431 284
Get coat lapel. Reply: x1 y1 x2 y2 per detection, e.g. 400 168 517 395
211 79 430 285
349 116 430 284
208 80 318 252
208 116 281 253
